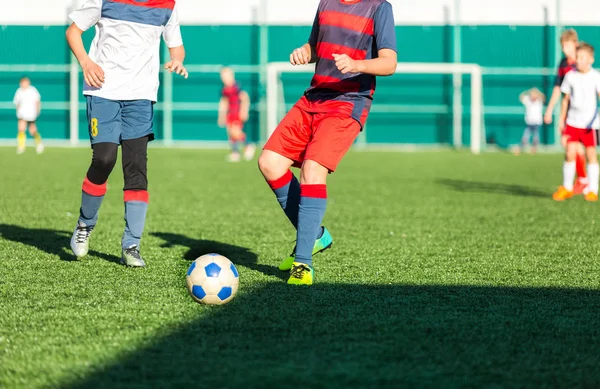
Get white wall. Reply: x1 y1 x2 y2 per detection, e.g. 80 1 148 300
3 0 599 26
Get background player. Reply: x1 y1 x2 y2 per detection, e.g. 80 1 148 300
13 76 44 154
257 0 397 285
553 42 600 202
515 87 545 155
66 0 187 267
218 67 254 162
544 29 588 194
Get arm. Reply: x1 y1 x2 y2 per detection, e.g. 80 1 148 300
163 5 188 78
239 91 250 122
559 93 569 129
218 97 228 127
544 86 561 124
66 0 104 88
333 2 398 76
519 90 529 104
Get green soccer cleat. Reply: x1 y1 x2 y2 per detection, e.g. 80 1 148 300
121 245 146 268
279 226 333 271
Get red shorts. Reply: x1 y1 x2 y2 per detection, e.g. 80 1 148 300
564 124 597 147
263 97 361 172
226 114 243 128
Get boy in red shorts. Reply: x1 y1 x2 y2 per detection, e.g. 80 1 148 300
553 42 600 202
257 0 397 285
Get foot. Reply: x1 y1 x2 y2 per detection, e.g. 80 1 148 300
243 144 256 161
36 143 44 154
17 147 25 155
552 186 574 201
121 245 146 267
279 227 333 271
573 177 589 195
226 152 241 163
70 221 94 258
584 192 598 202
287 262 314 285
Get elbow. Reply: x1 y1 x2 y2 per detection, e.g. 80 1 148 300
384 60 397 76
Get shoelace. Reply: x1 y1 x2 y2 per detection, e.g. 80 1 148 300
124 246 141 260
290 264 310 279
75 227 93 244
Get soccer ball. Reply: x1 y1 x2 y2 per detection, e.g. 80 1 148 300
186 254 239 305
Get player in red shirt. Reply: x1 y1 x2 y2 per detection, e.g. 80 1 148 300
258 0 397 285
218 67 254 162
544 29 588 194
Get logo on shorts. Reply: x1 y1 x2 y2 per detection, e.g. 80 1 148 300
90 118 98 137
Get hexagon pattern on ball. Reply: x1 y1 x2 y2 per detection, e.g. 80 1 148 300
185 253 239 305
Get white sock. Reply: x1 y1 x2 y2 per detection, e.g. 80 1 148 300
563 161 576 191
587 163 599 194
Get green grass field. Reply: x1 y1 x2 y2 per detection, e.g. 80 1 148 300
1 146 599 389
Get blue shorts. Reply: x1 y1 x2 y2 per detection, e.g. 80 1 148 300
86 96 154 145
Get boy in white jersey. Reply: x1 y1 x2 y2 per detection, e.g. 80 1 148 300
13 76 44 154
66 0 188 267
516 87 545 155
553 42 600 202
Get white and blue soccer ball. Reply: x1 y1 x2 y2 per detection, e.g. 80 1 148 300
186 254 239 305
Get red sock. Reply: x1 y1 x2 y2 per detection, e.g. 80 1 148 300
576 153 587 179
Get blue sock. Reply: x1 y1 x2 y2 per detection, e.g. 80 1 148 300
78 176 106 226
267 170 300 229
122 190 149 249
295 184 327 266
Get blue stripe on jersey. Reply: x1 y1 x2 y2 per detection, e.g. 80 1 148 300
101 0 173 27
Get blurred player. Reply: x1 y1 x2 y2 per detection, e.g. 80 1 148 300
218 67 254 162
13 76 44 154
516 87 545 155
553 43 600 202
544 29 588 194
258 0 397 285
66 0 187 267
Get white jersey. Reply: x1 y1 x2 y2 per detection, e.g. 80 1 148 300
13 86 41 122
561 68 600 129
522 95 543 126
69 0 183 102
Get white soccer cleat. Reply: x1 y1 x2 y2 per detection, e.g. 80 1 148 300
243 144 256 161
36 143 44 154
226 152 241 163
17 147 25 155
70 221 93 258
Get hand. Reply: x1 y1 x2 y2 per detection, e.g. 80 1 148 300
165 60 188 79
82 59 105 88
332 53 359 74
544 110 553 125
558 121 565 134
290 47 310 65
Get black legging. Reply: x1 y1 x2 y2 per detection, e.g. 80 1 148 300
86 137 149 191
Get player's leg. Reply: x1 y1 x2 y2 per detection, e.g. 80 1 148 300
518 126 531 155
27 121 44 154
120 99 154 267
17 119 26 154
241 124 256 161
71 97 122 257
226 123 242 162
530 125 539 154
574 141 589 194
582 130 598 201
288 114 360 285
554 126 578 201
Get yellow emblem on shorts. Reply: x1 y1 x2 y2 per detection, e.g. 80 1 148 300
90 118 98 137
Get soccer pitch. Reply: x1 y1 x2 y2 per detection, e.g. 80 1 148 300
1 147 599 388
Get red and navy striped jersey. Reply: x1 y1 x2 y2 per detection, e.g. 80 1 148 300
555 57 577 87
222 84 242 115
304 0 397 122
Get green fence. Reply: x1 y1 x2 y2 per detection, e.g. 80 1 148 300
1 25 600 147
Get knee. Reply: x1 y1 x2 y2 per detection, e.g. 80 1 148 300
300 160 328 185
93 150 117 171
258 151 282 179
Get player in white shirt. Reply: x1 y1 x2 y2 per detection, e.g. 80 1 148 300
13 76 44 154
66 0 188 267
553 42 600 202
516 87 545 155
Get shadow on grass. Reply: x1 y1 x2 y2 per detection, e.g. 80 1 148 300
0 223 121 264
66 284 599 388
151 231 285 280
438 179 549 198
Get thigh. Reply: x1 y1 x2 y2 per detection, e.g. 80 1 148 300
87 96 122 145
304 114 361 172
17 119 27 132
121 100 154 142
263 104 312 167
580 128 597 148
